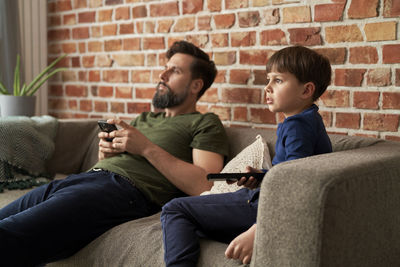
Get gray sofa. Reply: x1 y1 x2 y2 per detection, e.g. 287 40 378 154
2 119 400 266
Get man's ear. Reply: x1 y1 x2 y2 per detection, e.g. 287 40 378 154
302 82 315 100
191 79 204 95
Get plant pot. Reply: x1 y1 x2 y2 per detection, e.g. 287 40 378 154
0 95 36 117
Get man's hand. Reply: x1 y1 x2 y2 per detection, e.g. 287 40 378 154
226 166 263 189
225 224 256 264
98 124 120 160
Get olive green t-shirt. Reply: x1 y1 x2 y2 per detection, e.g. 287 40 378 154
93 112 229 206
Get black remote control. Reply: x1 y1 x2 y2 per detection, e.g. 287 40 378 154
207 172 265 181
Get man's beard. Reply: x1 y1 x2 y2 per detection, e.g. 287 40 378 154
152 82 189 109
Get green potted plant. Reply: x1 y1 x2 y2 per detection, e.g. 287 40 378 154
0 54 67 117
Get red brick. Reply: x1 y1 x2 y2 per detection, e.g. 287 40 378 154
132 5 147 18
231 32 256 47
79 42 85 53
254 70 267 85
158 19 174 33
63 14 76 25
315 3 345 22
348 0 379 18
110 102 125 114
183 0 203 14
88 41 102 52
98 86 113 97
214 14 235 29
62 43 76 53
49 15 61 27
116 7 130 20
230 69 251 84
260 29 287 46
91 26 101 38
150 2 178 17
383 44 400 63
94 101 108 112
49 44 62 54
214 51 236 65
226 0 248 9
233 106 248 122
82 56 95 68
131 70 151 83
49 99 68 110
120 23 134 34
320 90 349 107
262 8 279 25
365 21 396 41
56 0 72 12
250 108 276 124
78 71 87 82
353 91 380 109
65 85 88 97
102 24 117 36
396 69 400 86
143 37 165 50
115 86 132 98
363 113 399 132
238 11 260 28
334 69 366 87
288 27 322 46
239 50 272 65
61 70 77 82
105 39 122 51
207 0 221 12
325 25 363 43
105 0 122 5
320 111 333 127
48 29 70 41
198 16 211 31
186 35 209 48
89 70 100 82
123 38 141 51
283 6 311 23
221 88 261 104
128 102 151 114
314 48 346 65
48 2 56 13
367 69 391 86
385 135 400 142
136 88 155 99
49 85 63 97
173 17 195 32
96 55 113 67
349 47 378 64
209 106 231 121
80 100 93 112
74 0 87 8
382 92 400 109
103 70 129 83
70 57 79 68
199 87 218 103
98 9 113 22
383 0 400 17
72 27 89 39
78 11 95 23
335 112 360 129
214 70 226 83
211 33 229 47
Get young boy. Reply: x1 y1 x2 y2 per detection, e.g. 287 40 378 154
160 46 332 266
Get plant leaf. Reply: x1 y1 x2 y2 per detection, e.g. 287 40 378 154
24 54 67 96
0 80 9 94
27 68 67 96
13 54 21 96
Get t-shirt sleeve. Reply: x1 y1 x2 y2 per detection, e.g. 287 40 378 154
190 113 230 157
283 118 315 161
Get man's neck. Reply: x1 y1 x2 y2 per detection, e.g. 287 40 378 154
164 103 197 117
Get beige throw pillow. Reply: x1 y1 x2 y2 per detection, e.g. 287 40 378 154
201 135 272 195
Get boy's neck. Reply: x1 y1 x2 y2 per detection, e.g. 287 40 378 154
283 102 314 118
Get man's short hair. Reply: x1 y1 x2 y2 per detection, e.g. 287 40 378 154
166 41 217 99
265 46 332 101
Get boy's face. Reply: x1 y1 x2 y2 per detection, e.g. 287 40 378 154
264 68 311 118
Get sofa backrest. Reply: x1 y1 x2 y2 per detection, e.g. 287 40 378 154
46 119 389 175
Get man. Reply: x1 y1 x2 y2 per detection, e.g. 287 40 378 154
0 41 229 266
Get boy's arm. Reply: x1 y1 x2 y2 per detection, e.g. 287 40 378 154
225 224 257 264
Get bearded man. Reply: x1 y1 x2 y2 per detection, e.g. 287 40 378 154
0 41 229 266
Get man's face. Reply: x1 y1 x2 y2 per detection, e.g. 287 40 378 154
152 53 194 109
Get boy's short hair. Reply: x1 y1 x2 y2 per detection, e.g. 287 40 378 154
166 41 217 99
265 46 332 101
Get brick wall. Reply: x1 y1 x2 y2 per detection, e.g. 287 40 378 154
47 0 400 141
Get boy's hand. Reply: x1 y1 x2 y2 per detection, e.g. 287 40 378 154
225 224 256 264
237 166 262 189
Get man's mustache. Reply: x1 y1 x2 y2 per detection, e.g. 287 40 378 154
156 82 172 92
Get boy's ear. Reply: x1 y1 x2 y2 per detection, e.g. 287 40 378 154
302 82 315 100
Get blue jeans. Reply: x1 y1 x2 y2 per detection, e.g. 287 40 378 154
161 188 259 267
0 170 159 267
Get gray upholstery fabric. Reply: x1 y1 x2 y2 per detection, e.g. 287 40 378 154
2 119 399 266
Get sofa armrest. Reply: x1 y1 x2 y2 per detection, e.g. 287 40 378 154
46 119 100 175
251 141 400 267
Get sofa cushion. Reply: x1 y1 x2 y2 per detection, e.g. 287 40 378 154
202 135 272 195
